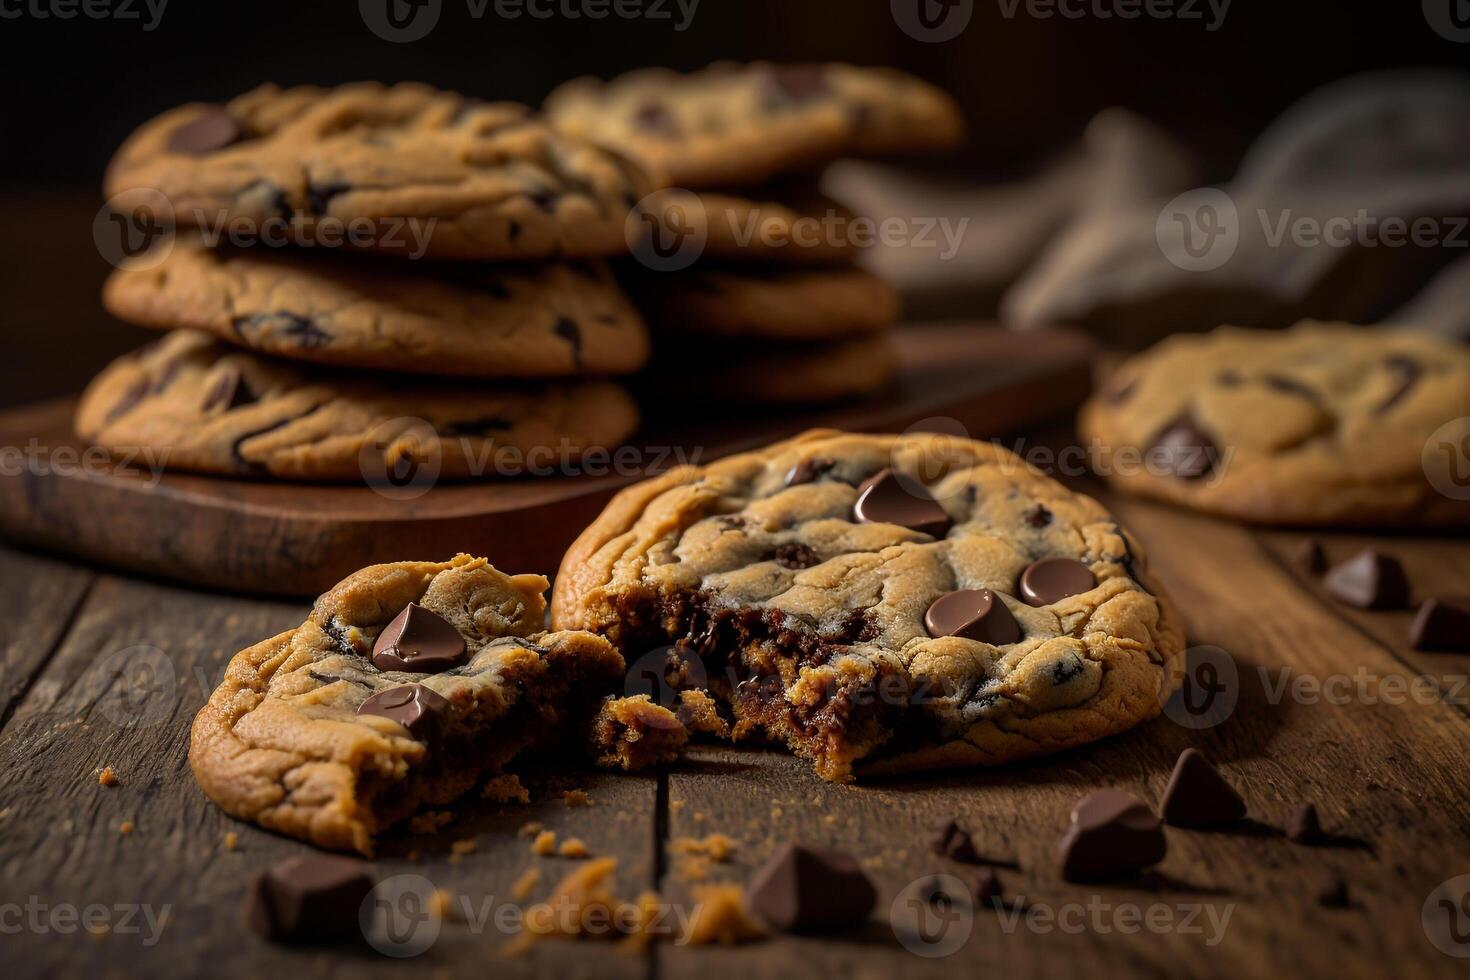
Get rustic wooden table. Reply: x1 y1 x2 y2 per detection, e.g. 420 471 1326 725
2 475 1468 979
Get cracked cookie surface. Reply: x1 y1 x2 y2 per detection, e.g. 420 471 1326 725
552 429 1185 781
105 234 649 378
75 331 638 480
546 62 964 189
106 82 656 261
1080 322 1470 526
190 555 634 854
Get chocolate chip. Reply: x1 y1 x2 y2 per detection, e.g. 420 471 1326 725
924 589 1022 645
232 313 332 348
243 855 373 942
632 101 679 136
357 684 451 743
968 867 1000 907
1377 354 1422 414
1323 548 1409 609
1294 538 1327 575
1263 373 1319 402
1148 415 1220 480
552 316 582 368
1023 504 1053 528
853 469 951 537
1317 875 1350 908
1018 557 1095 607
773 543 821 570
203 367 255 413
1159 748 1247 828
529 189 559 214
745 843 875 933
785 457 836 486
1056 789 1166 882
1287 801 1326 844
306 181 352 216
929 818 981 863
370 603 467 673
168 107 246 155
1409 597 1470 651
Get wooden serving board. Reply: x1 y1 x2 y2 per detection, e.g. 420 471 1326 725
0 323 1095 597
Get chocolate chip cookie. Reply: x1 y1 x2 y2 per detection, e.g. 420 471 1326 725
191 555 684 854
551 429 1185 781
106 82 656 261
624 264 900 342
644 333 898 406
546 63 965 189
635 182 867 265
75 331 638 481
1079 322 1470 526
105 234 649 378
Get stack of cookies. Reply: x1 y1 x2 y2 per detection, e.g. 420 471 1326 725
546 63 966 405
81 82 657 481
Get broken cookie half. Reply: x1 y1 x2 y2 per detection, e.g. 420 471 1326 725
190 554 683 854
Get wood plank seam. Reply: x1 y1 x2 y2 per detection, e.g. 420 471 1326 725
0 572 95 735
1250 532 1470 723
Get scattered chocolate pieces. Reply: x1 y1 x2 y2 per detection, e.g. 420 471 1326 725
1158 748 1247 828
244 855 373 942
852 469 952 538
1018 557 1096 607
356 684 451 743
745 843 875 933
1409 597 1470 652
924 589 1022 646
167 107 246 155
1056 789 1166 882
1287 802 1327 845
1294 538 1327 575
1323 549 1410 610
1148 415 1221 480
370 604 467 673
929 818 981 863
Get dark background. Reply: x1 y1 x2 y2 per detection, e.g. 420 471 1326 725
0 0 1463 406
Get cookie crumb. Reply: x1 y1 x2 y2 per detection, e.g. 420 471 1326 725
559 838 590 859
532 830 558 856
504 858 661 956
519 821 545 838
670 799 686 812
682 884 766 945
223 831 239 851
410 810 454 835
563 789 592 807
449 839 477 863
118 820 135 835
511 867 542 902
482 774 530 804
96 767 119 787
